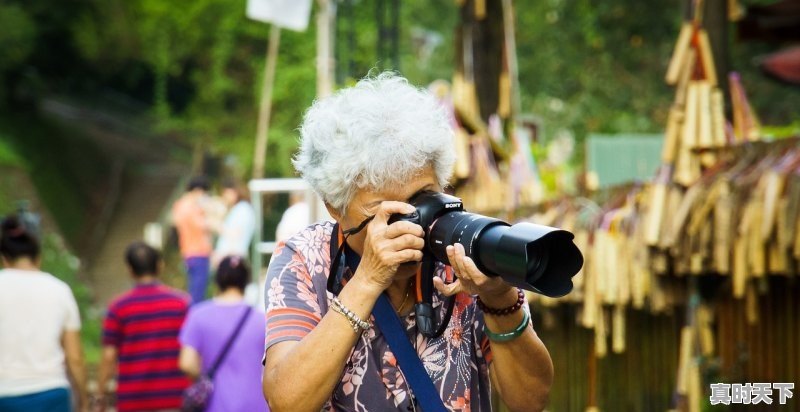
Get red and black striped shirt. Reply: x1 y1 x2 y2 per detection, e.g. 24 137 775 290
103 282 190 411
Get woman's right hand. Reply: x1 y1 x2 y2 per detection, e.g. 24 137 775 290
355 201 425 293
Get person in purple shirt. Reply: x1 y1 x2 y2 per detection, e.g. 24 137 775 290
178 256 269 412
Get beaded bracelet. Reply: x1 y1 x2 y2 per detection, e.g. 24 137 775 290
476 288 525 316
484 309 531 343
331 296 370 333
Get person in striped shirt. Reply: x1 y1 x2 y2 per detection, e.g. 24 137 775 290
96 242 191 411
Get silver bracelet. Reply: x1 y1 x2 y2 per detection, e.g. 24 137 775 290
331 296 371 332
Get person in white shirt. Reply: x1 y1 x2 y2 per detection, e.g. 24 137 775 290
212 181 256 269
0 216 87 412
275 191 310 243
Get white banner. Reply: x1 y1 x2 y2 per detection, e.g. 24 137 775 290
246 0 313 32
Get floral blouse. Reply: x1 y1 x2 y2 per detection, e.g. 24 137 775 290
264 221 496 412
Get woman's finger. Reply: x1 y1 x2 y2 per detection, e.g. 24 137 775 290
450 244 473 283
433 276 463 296
373 201 416 225
395 249 423 264
385 220 424 239
389 233 425 251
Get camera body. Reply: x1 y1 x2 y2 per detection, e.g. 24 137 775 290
389 191 582 297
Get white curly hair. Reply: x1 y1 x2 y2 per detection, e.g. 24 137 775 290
293 72 455 214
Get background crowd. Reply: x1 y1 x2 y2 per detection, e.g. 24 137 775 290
0 175 273 412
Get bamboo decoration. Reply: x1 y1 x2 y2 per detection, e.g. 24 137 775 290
666 23 693 85
712 182 732 274
675 326 694 395
474 0 486 20
730 72 762 142
696 81 716 166
710 89 726 146
518 1 798 405
696 30 717 86
527 139 799 347
612 304 626 354
450 0 542 216
682 83 700 149
497 71 511 118
697 305 715 356
674 49 696 107
662 107 683 164
453 129 471 179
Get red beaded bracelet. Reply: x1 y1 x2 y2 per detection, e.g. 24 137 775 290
476 288 525 316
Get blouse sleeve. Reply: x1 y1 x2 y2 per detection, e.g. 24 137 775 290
263 239 324 352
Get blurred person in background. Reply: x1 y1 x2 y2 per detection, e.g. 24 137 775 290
95 242 190 412
211 180 256 269
0 215 88 412
254 190 310 310
261 74 553 412
178 256 269 412
275 191 309 243
172 176 213 304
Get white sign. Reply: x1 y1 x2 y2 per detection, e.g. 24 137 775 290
246 0 313 32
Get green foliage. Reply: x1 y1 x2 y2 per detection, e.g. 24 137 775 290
4 0 800 181
0 114 109 246
0 138 23 168
0 3 37 71
516 0 679 140
514 0 800 143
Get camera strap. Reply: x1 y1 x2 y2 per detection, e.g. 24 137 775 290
327 224 448 412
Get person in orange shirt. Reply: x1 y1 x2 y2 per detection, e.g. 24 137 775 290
172 176 213 304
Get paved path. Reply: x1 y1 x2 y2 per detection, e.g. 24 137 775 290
87 163 185 305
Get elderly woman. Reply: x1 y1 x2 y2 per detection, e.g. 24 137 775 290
262 73 553 412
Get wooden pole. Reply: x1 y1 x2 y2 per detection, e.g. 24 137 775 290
501 0 521 119
704 0 729 106
252 24 281 179
317 0 336 99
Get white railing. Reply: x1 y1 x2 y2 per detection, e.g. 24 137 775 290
248 178 330 309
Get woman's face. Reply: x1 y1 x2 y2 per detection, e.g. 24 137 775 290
331 165 441 267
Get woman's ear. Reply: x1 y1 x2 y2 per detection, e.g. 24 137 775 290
324 203 342 222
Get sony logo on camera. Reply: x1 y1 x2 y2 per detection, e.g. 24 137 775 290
444 202 462 209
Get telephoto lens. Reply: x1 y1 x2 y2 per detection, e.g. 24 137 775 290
398 192 583 297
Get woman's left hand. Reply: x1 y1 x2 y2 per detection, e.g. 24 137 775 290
434 243 514 301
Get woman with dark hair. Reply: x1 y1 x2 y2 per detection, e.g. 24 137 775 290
178 256 269 412
0 216 87 412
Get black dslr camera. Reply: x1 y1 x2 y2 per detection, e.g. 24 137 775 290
388 191 583 338
389 191 583 297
